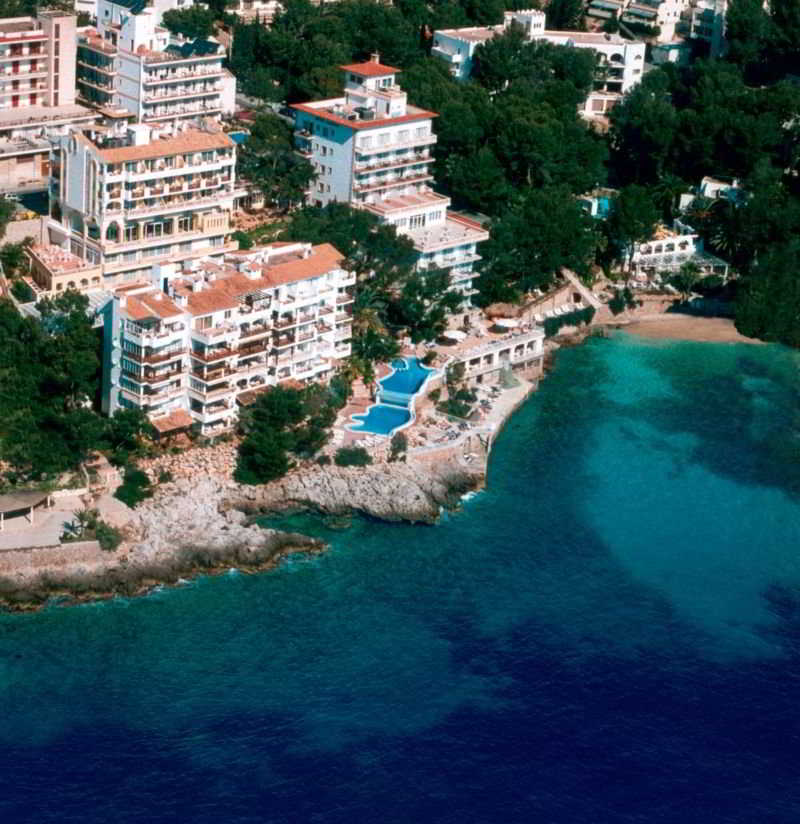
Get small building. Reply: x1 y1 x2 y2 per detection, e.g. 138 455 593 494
628 223 730 282
452 328 545 387
577 187 618 219
432 10 646 118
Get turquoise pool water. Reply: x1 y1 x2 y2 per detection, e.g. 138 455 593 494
229 131 249 144
349 357 435 436
349 403 411 435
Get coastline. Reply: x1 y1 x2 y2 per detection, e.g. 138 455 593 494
0 310 753 614
612 314 763 345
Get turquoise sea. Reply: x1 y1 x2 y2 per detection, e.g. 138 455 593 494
1 333 799 822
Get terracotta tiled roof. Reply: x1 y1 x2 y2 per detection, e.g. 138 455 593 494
124 291 184 321
151 409 194 433
340 60 401 77
98 130 233 164
261 243 344 286
183 287 239 316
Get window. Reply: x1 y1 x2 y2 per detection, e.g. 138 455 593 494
224 310 232 319
178 216 192 233
399 130 409 142
409 214 425 229
414 126 427 138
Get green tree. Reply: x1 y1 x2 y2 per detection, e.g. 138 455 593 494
735 239 800 346
545 0 583 30
477 186 597 304
607 184 659 270
162 7 217 39
237 113 316 211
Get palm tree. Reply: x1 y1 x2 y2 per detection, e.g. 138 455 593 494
652 173 687 221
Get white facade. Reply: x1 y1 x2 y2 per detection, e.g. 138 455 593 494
432 10 646 116
293 56 488 296
229 0 283 25
101 241 355 432
77 2 233 125
629 223 730 280
44 122 240 289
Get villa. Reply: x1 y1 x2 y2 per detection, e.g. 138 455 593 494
628 223 730 282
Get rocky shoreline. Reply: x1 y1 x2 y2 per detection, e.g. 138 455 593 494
0 459 484 613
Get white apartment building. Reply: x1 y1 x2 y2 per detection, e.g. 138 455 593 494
0 12 96 190
432 9 645 116
229 0 283 25
77 0 235 124
100 241 355 434
292 55 488 296
40 121 240 292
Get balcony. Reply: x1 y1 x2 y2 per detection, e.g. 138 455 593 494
336 293 354 305
190 346 236 362
353 172 434 194
354 153 431 174
355 134 437 156
125 347 185 365
192 322 238 346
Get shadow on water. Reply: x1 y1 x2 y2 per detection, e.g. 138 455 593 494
622 341 800 497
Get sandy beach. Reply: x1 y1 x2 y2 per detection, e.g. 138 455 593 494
621 315 763 344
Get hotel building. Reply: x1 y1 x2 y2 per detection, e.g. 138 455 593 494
34 121 240 294
77 0 235 125
100 241 355 434
0 12 96 190
432 9 646 117
292 55 488 297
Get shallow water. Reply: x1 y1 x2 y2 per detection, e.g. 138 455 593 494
1 333 799 823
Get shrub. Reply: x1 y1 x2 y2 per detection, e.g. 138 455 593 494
388 431 408 462
232 230 254 250
114 466 154 508
95 520 123 552
421 350 437 365
334 446 372 467
544 306 596 337
316 454 331 466
428 388 441 403
158 470 173 484
10 278 35 303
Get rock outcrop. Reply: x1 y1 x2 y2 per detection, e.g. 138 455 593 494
229 461 483 524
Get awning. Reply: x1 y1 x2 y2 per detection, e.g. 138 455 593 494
442 329 467 341
493 318 519 328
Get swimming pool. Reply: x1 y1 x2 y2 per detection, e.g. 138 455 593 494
229 131 249 144
348 357 436 436
349 404 411 435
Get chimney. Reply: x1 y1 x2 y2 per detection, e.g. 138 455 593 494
370 52 380 64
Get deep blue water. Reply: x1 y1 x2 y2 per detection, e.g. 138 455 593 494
2 333 800 823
